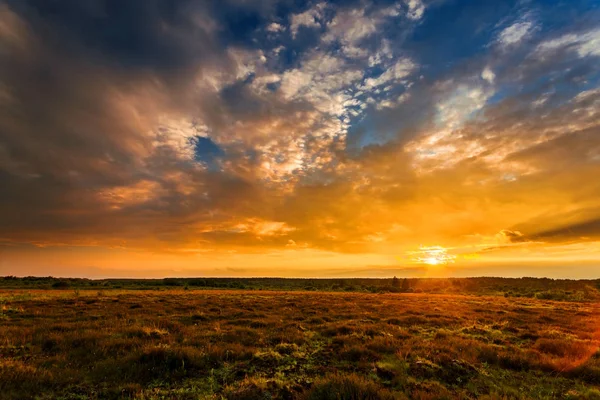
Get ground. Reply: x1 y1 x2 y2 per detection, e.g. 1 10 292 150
1 289 599 399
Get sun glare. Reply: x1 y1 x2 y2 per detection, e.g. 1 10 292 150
409 246 456 266
424 257 441 266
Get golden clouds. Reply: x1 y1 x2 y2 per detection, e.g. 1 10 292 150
407 246 457 266
1 1 599 277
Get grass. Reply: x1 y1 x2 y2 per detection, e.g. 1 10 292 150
2 276 600 302
0 288 598 399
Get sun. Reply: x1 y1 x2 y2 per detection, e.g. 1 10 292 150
423 256 441 266
409 246 456 266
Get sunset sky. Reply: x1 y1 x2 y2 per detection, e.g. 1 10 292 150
1 0 599 278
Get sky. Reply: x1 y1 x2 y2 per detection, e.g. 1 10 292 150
0 0 599 279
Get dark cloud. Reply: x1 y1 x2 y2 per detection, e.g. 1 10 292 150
0 3 269 249
6 0 220 75
498 230 527 243
534 218 600 242
512 207 600 244
506 126 600 170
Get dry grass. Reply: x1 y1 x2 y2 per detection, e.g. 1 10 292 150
0 289 599 399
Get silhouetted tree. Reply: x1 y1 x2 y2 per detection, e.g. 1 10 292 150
401 279 410 292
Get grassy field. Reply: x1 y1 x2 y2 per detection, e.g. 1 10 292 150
3 276 600 302
1 289 599 399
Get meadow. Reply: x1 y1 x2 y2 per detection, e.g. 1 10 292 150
1 283 599 399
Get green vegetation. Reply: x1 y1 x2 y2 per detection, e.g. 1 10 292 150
2 276 600 302
0 285 599 399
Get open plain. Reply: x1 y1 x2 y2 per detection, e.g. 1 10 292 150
1 287 599 399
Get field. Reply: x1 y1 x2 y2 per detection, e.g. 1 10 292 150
1 285 600 400
3 276 600 302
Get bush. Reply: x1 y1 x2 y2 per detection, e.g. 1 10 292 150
51 280 70 289
340 346 381 363
102 346 207 383
303 374 404 400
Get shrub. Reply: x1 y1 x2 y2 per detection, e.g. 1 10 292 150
0 360 55 396
302 374 404 400
224 378 289 400
205 343 254 365
275 342 299 355
51 281 70 289
340 346 381 363
96 346 207 384
322 325 354 337
534 338 595 360
225 381 270 400
222 328 261 346
138 346 203 372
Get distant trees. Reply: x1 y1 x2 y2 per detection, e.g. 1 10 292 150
401 278 410 292
51 280 70 289
2 277 599 300
162 278 183 286
390 276 411 293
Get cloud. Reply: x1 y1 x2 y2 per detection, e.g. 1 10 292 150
230 219 296 237
363 58 415 89
0 3 275 251
498 20 535 47
323 8 378 47
266 22 284 33
497 230 527 243
536 28 600 58
322 4 406 58
4 1 222 75
535 219 600 242
406 0 425 20
481 66 495 83
510 205 600 244
435 84 493 130
0 0 599 276
290 3 324 37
